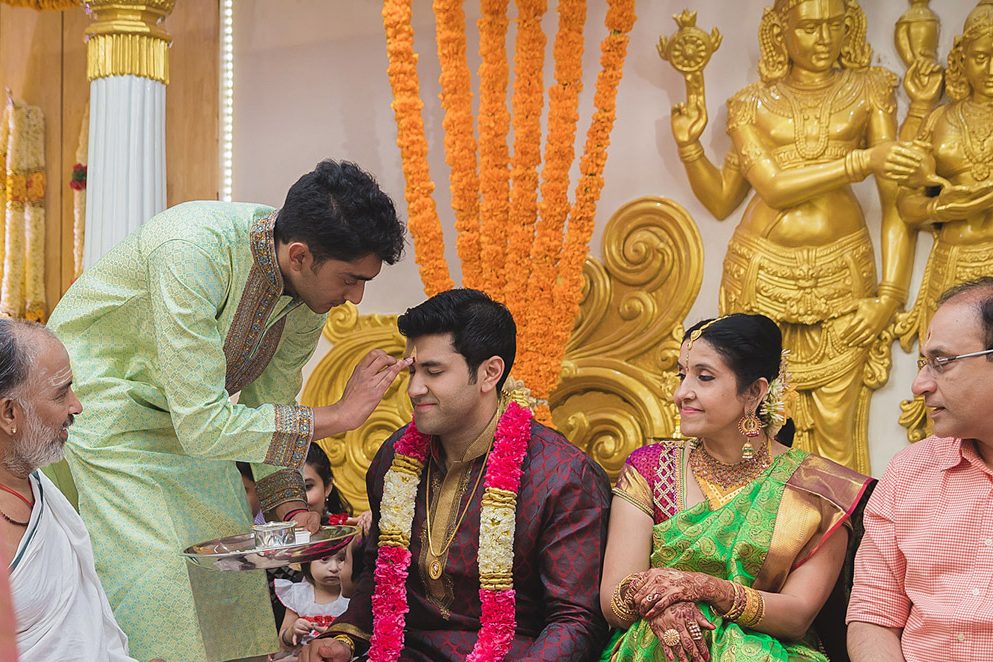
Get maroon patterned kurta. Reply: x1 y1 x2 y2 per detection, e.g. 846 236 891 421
327 420 611 660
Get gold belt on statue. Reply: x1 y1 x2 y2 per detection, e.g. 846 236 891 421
922 239 993 301
721 227 876 325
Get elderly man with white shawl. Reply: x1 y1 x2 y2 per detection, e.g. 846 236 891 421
0 318 143 661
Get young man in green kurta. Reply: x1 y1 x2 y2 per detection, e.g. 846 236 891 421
46 159 410 662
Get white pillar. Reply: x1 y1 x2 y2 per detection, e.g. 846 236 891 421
83 0 174 269
84 76 166 268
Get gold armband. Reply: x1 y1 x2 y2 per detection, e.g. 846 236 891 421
678 141 705 163
877 282 909 306
844 149 871 183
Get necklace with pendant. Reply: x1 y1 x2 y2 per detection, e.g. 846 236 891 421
424 439 493 580
956 100 993 181
689 437 772 509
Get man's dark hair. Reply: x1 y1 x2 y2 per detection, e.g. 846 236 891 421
938 276 993 354
397 289 516 392
274 159 405 265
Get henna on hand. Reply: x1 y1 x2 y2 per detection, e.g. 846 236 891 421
648 601 715 662
631 569 725 618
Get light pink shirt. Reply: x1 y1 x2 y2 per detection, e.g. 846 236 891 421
847 436 993 662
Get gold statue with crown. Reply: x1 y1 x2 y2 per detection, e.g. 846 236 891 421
658 0 931 473
896 0 993 440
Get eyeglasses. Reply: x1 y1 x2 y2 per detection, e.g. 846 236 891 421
917 348 993 374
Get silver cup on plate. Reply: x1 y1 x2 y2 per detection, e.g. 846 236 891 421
252 521 296 548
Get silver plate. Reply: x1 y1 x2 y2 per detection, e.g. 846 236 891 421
182 525 358 571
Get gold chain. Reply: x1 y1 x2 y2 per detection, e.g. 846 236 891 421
776 74 846 160
956 100 993 181
690 437 772 508
425 438 494 559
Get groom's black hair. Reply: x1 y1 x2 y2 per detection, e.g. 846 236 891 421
397 289 516 392
275 159 405 265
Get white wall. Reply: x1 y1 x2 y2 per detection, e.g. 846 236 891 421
232 0 974 476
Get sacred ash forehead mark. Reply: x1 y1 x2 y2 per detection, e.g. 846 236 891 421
48 366 73 388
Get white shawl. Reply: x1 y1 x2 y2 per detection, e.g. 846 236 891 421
9 471 135 661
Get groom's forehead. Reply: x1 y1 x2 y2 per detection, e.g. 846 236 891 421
405 334 459 361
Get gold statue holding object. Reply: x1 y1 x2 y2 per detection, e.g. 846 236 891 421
659 0 928 473
896 0 993 441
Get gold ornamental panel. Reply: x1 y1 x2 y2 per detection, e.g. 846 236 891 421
302 196 703 510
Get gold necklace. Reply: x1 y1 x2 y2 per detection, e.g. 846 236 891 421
690 437 772 509
955 100 993 181
424 439 494 580
776 71 848 160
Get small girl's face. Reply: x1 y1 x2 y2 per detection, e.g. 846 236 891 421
311 548 347 589
303 464 332 515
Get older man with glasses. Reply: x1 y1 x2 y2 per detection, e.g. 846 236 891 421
847 276 993 662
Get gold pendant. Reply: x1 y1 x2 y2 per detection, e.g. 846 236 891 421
429 557 443 580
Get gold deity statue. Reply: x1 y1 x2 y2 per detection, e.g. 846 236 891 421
896 0 993 440
660 0 929 473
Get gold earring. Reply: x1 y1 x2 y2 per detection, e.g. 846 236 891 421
10 427 15 435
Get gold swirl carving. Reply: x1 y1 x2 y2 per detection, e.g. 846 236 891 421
553 197 702 480
302 196 703 505
85 0 176 84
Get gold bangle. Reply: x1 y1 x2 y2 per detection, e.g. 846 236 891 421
907 100 931 120
738 586 765 627
678 141 705 163
877 282 908 306
610 574 640 622
721 582 746 622
332 635 356 657
844 149 870 183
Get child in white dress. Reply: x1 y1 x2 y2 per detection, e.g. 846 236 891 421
274 543 350 660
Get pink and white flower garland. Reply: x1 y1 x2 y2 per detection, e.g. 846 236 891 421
370 402 532 662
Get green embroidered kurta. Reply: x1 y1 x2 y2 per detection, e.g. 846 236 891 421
47 201 324 662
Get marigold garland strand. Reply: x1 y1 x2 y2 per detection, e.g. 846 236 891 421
518 0 586 399
382 0 453 296
540 0 636 404
383 0 636 421
434 0 482 281
501 0 547 319
474 0 512 295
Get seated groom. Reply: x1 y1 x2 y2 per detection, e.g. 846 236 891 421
303 288 611 661
847 277 993 661
0 319 148 660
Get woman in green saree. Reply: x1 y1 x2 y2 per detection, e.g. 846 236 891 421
599 314 873 662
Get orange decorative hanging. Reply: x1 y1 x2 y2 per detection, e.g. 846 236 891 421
382 0 636 418
517 0 586 399
433 0 481 283
473 0 512 295
502 0 548 323
382 0 453 296
539 0 637 404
